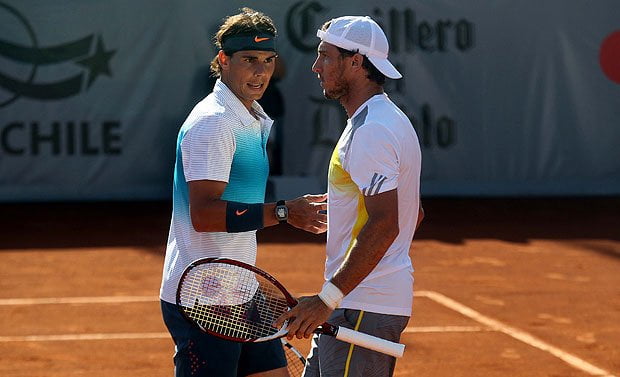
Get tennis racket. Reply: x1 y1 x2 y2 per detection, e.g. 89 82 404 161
282 339 306 377
176 257 405 358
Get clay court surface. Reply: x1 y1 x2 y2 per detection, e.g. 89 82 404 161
1 198 618 377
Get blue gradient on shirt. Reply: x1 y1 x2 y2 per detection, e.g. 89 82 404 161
172 128 190 220
222 128 269 203
171 125 269 223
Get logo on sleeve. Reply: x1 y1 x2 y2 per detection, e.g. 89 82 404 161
363 173 387 196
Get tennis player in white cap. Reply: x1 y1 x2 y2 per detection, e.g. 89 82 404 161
275 15 424 377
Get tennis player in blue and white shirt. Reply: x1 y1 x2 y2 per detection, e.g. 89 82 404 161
159 8 326 377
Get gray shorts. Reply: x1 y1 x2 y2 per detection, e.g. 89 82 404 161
302 309 409 377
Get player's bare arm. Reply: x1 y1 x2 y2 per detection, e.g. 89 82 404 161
330 188 399 294
188 179 228 231
189 180 327 234
275 189 399 338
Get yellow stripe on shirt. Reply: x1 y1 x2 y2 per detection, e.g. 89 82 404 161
328 144 368 260
344 191 367 259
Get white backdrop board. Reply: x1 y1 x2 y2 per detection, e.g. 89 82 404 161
1 0 618 200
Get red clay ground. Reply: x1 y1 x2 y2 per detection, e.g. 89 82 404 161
0 198 618 377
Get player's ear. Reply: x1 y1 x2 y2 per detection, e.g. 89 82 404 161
218 50 230 71
351 53 363 69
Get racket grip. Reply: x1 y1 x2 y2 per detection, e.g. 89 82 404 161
335 326 405 358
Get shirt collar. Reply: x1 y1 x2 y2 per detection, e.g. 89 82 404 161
349 93 388 120
213 79 271 126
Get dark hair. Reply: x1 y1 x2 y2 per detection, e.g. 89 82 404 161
336 47 386 86
319 21 386 86
210 8 277 77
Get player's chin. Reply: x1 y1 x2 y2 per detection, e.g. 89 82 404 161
323 89 342 100
247 87 267 100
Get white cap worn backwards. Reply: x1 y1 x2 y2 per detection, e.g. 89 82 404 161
316 15 402 79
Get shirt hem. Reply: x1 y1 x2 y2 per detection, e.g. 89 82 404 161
338 300 412 316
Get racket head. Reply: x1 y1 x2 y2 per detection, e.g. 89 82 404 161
282 339 306 377
176 257 297 342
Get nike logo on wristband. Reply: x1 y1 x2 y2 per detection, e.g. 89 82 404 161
236 209 248 216
254 36 270 42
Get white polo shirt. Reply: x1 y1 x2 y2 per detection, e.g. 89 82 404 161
159 80 273 304
326 93 422 316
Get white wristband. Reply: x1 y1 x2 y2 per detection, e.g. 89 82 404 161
318 281 344 310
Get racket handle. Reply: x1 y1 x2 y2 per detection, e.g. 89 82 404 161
335 326 405 358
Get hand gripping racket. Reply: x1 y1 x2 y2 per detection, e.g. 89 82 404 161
176 258 405 358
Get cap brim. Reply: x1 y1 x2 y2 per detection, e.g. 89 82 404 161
368 56 402 79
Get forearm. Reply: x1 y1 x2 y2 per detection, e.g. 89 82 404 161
192 198 326 234
262 202 278 227
190 199 227 232
330 218 399 295
192 200 280 232
189 180 291 233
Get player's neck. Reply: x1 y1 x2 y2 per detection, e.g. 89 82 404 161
340 82 383 118
219 75 255 113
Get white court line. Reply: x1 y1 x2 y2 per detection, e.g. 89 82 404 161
416 290 617 377
404 326 490 333
0 292 412 306
1 292 616 376
0 296 159 305
0 327 489 343
0 332 169 342
0 291 425 306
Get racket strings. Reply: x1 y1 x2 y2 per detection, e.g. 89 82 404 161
179 263 290 340
282 340 306 377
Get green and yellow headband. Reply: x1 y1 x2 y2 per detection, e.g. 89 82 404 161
221 33 277 54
